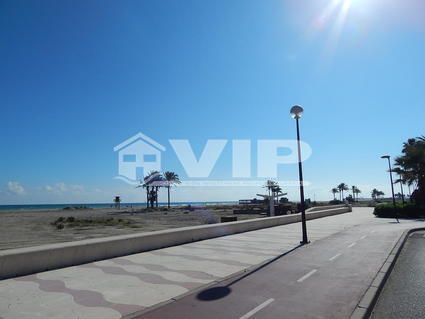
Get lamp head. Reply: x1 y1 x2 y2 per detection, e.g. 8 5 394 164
290 105 304 119
381 155 390 159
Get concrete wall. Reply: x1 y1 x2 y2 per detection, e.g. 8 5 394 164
0 206 350 280
306 204 346 212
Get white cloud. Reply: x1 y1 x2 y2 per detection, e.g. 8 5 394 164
7 181 26 195
44 183 85 194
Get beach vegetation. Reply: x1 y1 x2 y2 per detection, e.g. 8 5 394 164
51 216 138 229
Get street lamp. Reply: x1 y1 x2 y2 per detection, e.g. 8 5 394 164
381 155 399 223
291 105 309 244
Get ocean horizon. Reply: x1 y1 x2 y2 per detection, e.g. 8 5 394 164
0 201 238 211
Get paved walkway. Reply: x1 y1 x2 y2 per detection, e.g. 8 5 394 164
0 208 421 319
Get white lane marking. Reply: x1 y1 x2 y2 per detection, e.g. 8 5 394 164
348 242 356 248
360 235 367 240
329 253 342 261
297 269 318 283
371 230 376 233
239 298 275 319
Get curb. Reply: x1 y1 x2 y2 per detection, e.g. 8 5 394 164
350 227 425 319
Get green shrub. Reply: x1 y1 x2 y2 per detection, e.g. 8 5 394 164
373 203 425 218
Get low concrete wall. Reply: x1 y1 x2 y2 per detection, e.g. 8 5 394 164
0 206 350 280
307 204 346 212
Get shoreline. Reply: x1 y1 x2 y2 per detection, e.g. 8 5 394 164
0 201 238 211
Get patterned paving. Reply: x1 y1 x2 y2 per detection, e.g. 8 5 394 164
0 208 386 319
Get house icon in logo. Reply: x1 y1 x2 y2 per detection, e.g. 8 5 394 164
113 132 166 184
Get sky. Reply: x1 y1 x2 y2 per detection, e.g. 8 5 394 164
0 0 424 205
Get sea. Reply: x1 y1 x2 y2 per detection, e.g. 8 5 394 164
0 201 238 211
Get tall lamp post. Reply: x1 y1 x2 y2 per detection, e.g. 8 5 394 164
381 155 399 223
291 105 309 244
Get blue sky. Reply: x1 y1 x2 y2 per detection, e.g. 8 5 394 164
0 0 424 204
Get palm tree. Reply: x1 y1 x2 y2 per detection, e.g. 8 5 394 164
371 189 384 200
393 136 425 205
138 170 163 208
163 171 181 208
354 187 361 202
352 186 361 202
272 184 282 204
371 188 378 201
264 180 276 197
337 183 349 201
136 174 151 208
394 178 406 204
331 188 339 200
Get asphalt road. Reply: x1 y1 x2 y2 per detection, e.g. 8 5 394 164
371 231 425 319
133 222 403 319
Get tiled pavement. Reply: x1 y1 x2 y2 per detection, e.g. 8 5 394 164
0 208 411 319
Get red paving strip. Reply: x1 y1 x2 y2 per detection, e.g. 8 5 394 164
15 274 143 317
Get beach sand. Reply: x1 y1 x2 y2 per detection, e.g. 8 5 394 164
0 205 262 250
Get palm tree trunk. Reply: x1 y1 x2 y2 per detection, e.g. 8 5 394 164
167 186 170 208
155 187 159 207
146 186 149 208
151 189 154 208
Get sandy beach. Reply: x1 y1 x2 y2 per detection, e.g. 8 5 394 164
0 204 262 250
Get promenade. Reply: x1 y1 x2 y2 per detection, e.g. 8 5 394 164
1 207 421 319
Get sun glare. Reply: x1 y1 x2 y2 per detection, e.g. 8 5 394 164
309 0 356 62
